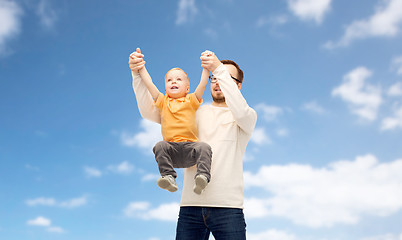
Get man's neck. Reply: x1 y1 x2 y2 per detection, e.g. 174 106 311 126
212 101 228 107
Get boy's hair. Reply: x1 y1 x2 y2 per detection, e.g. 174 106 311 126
221 60 244 83
165 68 190 83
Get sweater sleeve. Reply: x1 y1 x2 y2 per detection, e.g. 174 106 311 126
131 71 161 124
212 64 257 135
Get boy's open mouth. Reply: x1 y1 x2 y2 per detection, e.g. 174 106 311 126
171 86 178 89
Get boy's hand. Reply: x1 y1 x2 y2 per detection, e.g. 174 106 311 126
200 50 220 72
129 48 146 72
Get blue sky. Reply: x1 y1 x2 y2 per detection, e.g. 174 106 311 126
1 0 402 239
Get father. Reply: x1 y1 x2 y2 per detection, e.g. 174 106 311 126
129 49 257 240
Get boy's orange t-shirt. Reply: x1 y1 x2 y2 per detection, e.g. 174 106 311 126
154 93 202 142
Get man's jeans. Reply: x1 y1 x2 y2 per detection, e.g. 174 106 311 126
176 207 247 240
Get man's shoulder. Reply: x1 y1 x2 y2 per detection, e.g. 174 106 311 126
198 104 215 111
197 104 213 115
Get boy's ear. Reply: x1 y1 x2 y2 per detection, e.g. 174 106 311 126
186 85 190 94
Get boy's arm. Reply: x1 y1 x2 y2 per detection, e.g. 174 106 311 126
129 49 161 123
194 68 209 101
138 66 162 101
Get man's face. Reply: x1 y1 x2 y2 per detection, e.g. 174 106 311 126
165 69 190 98
211 64 242 103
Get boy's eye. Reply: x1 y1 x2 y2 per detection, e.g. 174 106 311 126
177 78 181 81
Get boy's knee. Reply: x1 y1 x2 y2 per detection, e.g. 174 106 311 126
197 142 212 154
153 141 169 153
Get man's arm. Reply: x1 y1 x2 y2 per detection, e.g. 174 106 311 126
213 64 256 134
129 49 161 124
194 68 209 102
201 51 257 134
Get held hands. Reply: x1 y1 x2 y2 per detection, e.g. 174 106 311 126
128 48 146 72
200 50 221 72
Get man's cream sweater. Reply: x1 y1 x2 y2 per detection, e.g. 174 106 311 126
132 64 257 209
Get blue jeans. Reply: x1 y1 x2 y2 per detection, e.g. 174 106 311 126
176 207 247 240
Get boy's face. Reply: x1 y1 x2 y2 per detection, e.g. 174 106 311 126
165 69 190 98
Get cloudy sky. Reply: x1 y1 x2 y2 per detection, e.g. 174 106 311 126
1 0 402 239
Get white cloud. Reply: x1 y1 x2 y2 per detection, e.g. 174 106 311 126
256 15 288 28
124 201 179 222
25 164 40 171
244 154 402 228
36 0 57 29
58 196 88 208
26 197 56 206
121 119 162 152
27 216 65 233
204 28 218 39
302 101 326 114
0 0 22 56
176 0 197 25
256 16 271 28
276 128 289 137
244 198 270 218
27 216 51 226
34 130 48 137
243 151 255 162
332 67 382 121
107 161 134 175
361 233 402 240
324 0 402 49
247 229 297 240
26 195 88 208
250 127 271 145
46 226 65 233
391 56 402 75
255 103 284 122
141 173 159 182
84 166 102 178
287 0 332 24
387 82 402 96
381 106 402 130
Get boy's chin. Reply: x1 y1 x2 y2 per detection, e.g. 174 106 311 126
167 92 186 98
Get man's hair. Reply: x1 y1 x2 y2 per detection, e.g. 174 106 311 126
221 60 244 83
165 67 189 83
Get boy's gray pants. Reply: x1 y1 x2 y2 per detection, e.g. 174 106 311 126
153 141 212 182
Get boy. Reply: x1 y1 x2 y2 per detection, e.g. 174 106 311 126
129 48 212 195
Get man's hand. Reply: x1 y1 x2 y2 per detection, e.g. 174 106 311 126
129 48 145 72
200 50 221 72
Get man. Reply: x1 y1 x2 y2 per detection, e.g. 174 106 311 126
129 49 257 240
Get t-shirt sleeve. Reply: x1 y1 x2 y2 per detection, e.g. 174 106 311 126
189 93 202 110
154 93 166 110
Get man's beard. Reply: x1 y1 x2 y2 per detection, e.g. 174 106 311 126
212 95 225 103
